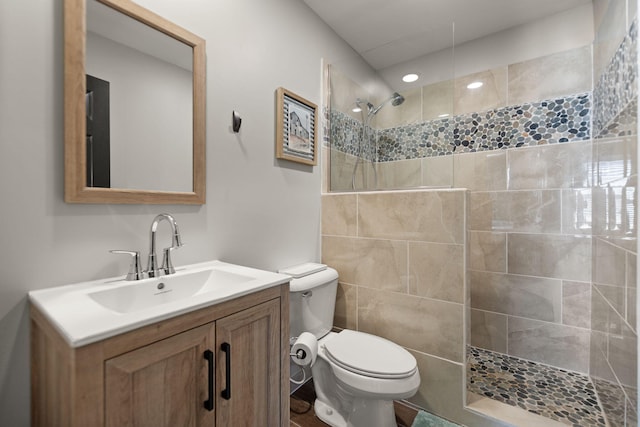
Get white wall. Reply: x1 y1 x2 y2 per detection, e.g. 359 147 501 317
0 0 373 424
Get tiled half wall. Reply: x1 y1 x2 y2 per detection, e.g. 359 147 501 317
321 189 478 425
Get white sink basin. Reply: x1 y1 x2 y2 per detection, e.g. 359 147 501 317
88 268 254 314
29 260 290 347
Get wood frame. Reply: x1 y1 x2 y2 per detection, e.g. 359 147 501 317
275 87 318 166
64 0 206 204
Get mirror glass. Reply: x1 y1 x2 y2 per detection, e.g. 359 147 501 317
86 0 193 192
65 0 206 204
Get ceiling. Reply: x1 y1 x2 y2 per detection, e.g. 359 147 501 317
303 0 590 71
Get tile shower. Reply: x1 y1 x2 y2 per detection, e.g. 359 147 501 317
322 4 637 426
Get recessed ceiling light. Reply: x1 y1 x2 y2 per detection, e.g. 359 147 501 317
467 81 484 89
402 73 419 83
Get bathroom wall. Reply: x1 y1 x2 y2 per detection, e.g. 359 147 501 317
0 0 375 424
321 189 505 426
321 4 636 424
441 45 597 375
327 15 601 376
329 45 594 192
590 0 638 425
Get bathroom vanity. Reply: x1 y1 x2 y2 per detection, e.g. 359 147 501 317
29 261 290 427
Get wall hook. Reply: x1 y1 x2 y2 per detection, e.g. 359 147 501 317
232 110 242 133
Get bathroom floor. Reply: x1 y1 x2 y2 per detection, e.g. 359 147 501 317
467 346 607 426
289 379 419 427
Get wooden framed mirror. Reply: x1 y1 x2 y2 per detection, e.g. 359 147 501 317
65 0 206 204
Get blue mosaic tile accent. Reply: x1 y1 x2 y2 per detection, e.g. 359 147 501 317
329 109 364 158
378 118 453 161
597 98 637 138
329 109 379 161
593 19 638 138
375 93 591 162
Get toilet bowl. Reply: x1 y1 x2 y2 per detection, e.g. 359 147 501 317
282 263 420 427
312 330 420 427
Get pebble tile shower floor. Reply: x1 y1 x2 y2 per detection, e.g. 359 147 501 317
467 346 607 426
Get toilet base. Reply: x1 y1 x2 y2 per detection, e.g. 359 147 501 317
314 397 396 427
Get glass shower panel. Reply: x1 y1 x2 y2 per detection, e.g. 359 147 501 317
327 24 455 192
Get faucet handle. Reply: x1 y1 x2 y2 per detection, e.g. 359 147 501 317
161 245 182 275
110 250 144 281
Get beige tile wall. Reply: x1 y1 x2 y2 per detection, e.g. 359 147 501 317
321 187 599 425
373 45 592 132
464 140 595 373
321 189 485 423
590 135 638 418
589 1 638 425
328 45 594 196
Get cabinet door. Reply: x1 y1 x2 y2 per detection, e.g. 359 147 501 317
216 299 281 426
105 323 216 427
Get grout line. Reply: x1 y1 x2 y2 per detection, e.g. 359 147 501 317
505 314 509 354
469 307 593 333
406 241 411 295
592 285 637 335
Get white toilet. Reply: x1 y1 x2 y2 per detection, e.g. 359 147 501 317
281 263 420 427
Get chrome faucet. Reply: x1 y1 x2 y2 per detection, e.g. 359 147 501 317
146 213 183 278
110 213 184 280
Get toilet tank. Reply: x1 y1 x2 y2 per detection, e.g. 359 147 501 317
281 264 339 342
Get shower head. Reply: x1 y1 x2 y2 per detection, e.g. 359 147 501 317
369 92 405 116
391 92 405 106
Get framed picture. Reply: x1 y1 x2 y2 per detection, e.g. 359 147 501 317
275 87 318 166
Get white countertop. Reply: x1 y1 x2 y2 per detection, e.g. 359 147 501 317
29 260 290 348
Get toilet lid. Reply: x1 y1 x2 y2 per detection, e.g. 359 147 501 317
323 330 417 379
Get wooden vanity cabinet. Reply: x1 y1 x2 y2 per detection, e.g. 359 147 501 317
31 284 290 427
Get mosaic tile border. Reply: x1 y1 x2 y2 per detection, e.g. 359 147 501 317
378 94 591 161
467 346 606 427
330 92 591 163
593 19 638 138
329 18 636 160
329 109 376 161
596 98 637 139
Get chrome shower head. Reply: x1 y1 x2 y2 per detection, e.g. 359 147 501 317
391 92 405 106
368 92 405 117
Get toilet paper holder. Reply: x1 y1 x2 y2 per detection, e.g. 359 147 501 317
290 348 307 360
289 336 307 359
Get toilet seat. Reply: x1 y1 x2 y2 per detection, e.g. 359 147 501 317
323 330 417 379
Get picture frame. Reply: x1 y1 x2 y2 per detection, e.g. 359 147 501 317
275 87 318 166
